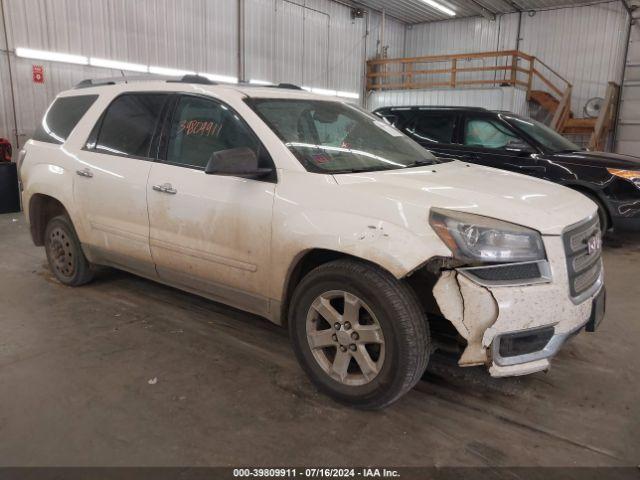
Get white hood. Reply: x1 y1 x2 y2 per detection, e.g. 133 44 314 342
333 161 596 235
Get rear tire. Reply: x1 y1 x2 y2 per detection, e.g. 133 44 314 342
288 259 430 409
44 215 94 286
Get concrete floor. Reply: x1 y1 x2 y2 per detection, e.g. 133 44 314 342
0 212 638 467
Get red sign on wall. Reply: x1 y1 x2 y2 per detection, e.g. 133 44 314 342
32 65 44 84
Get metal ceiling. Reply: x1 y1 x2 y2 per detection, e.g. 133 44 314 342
354 0 621 24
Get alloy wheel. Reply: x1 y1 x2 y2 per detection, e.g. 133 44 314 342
306 290 385 386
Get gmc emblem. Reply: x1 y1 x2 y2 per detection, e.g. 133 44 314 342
587 232 602 255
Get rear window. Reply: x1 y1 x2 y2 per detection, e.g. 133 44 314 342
32 95 98 144
90 93 168 158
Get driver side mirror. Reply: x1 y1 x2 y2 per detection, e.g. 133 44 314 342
205 147 273 179
505 139 534 154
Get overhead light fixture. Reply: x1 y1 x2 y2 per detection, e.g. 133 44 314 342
420 0 456 16
249 79 273 85
89 57 148 72
16 47 88 65
149 65 196 76
198 72 238 84
16 47 239 87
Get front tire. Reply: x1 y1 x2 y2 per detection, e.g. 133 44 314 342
288 259 430 409
44 215 94 286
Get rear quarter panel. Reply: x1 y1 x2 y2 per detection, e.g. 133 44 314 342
21 140 88 238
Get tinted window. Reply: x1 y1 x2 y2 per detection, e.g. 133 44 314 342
408 113 456 143
166 96 264 170
463 117 520 149
93 94 167 158
33 95 98 144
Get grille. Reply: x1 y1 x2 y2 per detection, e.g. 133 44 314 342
458 260 550 286
563 215 603 301
468 262 542 282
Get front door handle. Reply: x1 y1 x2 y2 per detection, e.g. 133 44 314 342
76 168 93 178
152 183 177 195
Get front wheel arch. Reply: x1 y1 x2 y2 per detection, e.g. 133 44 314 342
280 249 400 327
565 185 611 231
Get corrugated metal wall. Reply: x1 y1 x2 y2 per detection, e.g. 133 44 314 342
518 1 627 116
0 0 368 149
616 17 640 156
367 10 406 60
0 0 631 153
367 86 530 116
405 14 519 56
244 0 366 92
403 1 628 117
0 3 16 147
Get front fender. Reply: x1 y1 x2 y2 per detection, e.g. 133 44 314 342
270 209 451 302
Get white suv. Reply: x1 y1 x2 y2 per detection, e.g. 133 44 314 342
19 76 605 408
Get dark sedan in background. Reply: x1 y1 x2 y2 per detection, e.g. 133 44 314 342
374 106 640 232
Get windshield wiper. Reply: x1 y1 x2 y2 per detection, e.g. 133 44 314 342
553 149 580 153
405 159 438 168
330 166 392 174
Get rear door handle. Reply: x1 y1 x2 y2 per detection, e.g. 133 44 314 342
152 182 177 195
76 168 93 178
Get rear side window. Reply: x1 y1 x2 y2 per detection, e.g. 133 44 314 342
91 93 168 158
407 113 456 144
32 95 98 144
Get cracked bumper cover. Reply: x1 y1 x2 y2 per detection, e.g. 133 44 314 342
433 236 604 377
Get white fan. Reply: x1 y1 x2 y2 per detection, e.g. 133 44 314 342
584 97 604 118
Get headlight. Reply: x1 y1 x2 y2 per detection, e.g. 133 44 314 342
607 168 640 185
429 208 546 263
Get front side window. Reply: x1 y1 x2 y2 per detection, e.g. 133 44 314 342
463 117 521 150
92 93 168 158
247 99 438 173
33 95 98 144
165 96 264 170
408 113 456 144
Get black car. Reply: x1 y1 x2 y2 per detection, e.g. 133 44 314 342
374 106 640 232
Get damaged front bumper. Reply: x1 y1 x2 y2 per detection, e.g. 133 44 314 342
433 235 605 377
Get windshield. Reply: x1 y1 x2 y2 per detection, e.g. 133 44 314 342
504 115 580 152
246 98 439 173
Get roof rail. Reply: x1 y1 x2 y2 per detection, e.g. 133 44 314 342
166 74 217 85
74 74 218 89
74 78 117 89
378 105 489 112
275 83 303 90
